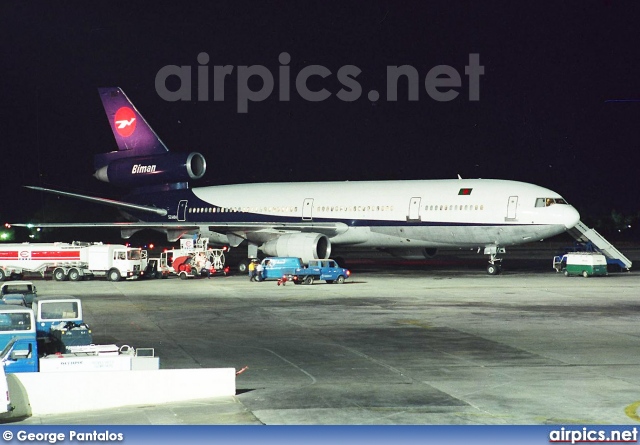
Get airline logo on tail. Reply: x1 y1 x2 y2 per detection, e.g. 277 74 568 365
114 107 137 137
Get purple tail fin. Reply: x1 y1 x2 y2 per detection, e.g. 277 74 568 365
94 88 168 170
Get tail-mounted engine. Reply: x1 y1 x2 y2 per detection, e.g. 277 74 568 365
94 152 206 187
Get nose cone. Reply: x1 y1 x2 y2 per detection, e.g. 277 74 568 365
564 206 580 229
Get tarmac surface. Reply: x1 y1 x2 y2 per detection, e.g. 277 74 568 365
5 244 640 425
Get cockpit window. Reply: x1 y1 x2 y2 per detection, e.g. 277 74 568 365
535 198 568 207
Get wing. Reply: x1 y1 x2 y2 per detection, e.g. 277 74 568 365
14 186 348 243
10 221 347 236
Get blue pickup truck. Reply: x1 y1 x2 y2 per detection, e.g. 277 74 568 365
259 257 350 285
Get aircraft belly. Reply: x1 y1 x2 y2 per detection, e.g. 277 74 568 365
395 226 484 247
333 223 567 248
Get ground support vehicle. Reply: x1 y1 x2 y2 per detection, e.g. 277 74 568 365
0 281 37 306
31 296 90 354
143 257 171 279
259 257 350 285
0 242 146 282
258 257 302 282
291 259 351 285
553 252 608 277
1 294 28 306
0 300 157 373
157 237 229 279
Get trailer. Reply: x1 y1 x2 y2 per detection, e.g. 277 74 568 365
0 241 146 282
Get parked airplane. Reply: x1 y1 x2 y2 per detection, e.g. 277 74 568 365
14 88 580 274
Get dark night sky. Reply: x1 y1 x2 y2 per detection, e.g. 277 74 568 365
1 1 639 234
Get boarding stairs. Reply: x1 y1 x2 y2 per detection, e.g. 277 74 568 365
567 221 632 270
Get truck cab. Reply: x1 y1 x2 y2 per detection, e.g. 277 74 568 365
0 281 37 307
1 336 38 373
0 306 38 373
31 296 92 354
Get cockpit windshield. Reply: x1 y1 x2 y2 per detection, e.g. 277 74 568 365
535 198 568 207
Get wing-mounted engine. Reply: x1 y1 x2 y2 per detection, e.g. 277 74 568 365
94 152 206 187
261 233 331 264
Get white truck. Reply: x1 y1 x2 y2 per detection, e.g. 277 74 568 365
0 241 147 282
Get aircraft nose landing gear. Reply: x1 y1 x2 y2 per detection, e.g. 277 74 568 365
484 246 506 275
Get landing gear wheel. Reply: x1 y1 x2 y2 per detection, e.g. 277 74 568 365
486 263 501 275
238 260 249 274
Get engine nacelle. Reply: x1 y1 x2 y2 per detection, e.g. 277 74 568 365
94 152 206 187
261 233 331 264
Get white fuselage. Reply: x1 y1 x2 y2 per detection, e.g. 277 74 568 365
187 179 580 249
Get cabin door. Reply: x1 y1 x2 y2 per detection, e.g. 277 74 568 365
407 197 422 221
302 198 314 221
506 196 518 220
177 200 188 221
